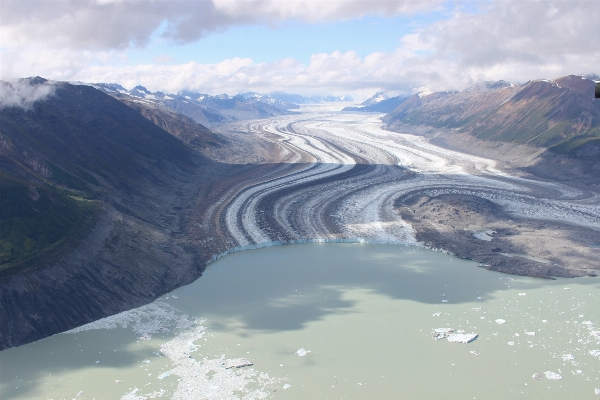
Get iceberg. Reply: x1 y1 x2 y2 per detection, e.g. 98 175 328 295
447 333 478 343
296 348 311 357
544 371 562 380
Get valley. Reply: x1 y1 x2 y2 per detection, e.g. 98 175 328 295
207 109 600 279
1 82 599 352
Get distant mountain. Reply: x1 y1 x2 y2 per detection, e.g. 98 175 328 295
91 84 296 126
342 95 410 113
238 92 300 109
242 91 353 104
384 75 600 155
90 84 355 125
361 92 388 106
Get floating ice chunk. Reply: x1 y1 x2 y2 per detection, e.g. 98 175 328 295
223 358 253 369
441 294 446 297
544 371 562 380
95 361 100 363
591 331 600 338
542 320 548 323
433 328 454 340
532 373 543 380
508 341 515 346
157 372 170 380
518 293 526 296
115 380 122 383
122 388 141 399
447 333 478 343
472 307 481 311
590 350 600 358
525 332 536 336
514 333 520 336
495 319 507 324
442 300 448 303
476 297 482 300
582 321 594 326
433 312 441 317
595 388 600 395
562 354 575 361
296 348 311 356
564 288 570 290
283 384 291 390
171 295 178 299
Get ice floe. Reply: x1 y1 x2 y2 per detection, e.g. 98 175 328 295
447 334 478 343
65 302 193 337
544 371 562 380
296 348 311 356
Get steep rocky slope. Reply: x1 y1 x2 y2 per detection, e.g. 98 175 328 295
0 78 230 349
115 95 226 151
384 76 600 149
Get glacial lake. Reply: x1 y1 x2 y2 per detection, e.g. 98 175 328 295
1 243 599 399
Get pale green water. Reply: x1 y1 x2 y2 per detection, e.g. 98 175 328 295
1 243 600 399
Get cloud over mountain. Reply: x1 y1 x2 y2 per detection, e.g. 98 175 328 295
0 78 55 110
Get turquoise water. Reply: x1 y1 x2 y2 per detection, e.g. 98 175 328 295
1 243 599 399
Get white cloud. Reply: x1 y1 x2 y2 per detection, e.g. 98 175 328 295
1 1 599 97
212 0 440 23
0 79 55 110
0 0 439 50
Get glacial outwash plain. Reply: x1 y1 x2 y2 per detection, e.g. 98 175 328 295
1 77 600 353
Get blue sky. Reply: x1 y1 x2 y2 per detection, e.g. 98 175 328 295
1 1 598 97
127 12 449 66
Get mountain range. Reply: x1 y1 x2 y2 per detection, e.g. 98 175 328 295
90 83 353 127
342 93 409 113
382 75 600 158
1 73 599 350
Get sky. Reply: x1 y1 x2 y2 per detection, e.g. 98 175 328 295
1 0 599 98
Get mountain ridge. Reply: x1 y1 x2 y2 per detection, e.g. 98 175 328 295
88 83 353 127
384 75 600 153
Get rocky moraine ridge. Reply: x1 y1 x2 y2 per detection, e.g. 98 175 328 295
1 76 599 350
